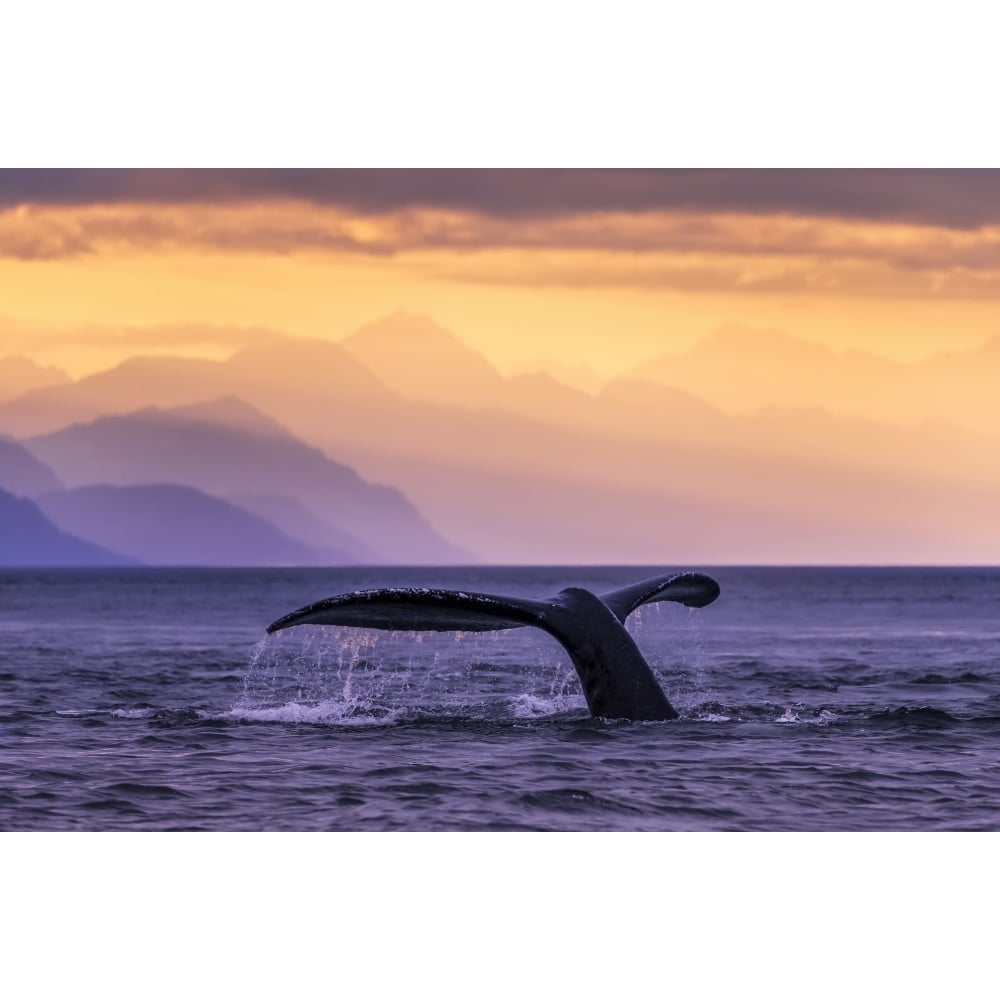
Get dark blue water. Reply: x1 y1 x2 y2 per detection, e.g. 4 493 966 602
3 566 1000 830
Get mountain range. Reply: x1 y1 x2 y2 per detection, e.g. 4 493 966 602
0 436 63 496
3 313 1000 563
0 355 70 404
0 436 349 566
627 324 1000 436
35 484 339 566
22 398 468 564
0 486 135 566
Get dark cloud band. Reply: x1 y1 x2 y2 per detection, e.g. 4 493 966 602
1 169 998 228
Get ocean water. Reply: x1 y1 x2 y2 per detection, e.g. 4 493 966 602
3 565 1000 831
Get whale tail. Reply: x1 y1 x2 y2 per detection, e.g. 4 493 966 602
266 571 721 722
599 571 721 622
266 586 549 634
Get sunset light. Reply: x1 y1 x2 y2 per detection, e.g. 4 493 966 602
3 169 999 564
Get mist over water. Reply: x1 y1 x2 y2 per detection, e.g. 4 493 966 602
3 566 1000 831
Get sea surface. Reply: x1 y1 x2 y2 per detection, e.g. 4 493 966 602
2 566 1000 831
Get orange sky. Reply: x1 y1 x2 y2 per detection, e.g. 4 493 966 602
2 171 1000 378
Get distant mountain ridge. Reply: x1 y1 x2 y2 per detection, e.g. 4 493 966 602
9 315 1000 437
23 397 471 564
627 324 1000 434
149 395 293 438
339 311 508 408
223 491 379 563
5 313 1000 562
0 437 63 496
0 355 71 404
0 487 135 566
35 484 345 566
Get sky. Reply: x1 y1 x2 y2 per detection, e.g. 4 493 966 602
3 169 1000 377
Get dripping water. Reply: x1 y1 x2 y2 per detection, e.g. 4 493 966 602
233 622 587 724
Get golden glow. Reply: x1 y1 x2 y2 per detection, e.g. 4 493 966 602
5 191 1000 563
2 198 1000 380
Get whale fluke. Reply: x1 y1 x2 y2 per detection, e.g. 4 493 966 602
266 571 721 722
266 586 548 634
599 571 721 622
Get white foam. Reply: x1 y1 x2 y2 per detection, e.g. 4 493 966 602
509 692 580 718
694 711 732 723
776 707 839 725
110 707 156 719
227 699 404 727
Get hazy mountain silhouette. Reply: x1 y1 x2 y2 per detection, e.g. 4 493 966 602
278 349 1000 563
339 311 508 407
7 314 1000 562
153 395 292 437
628 324 1000 437
338 312 613 429
24 398 470 564
223 491 377 563
9 316 1000 440
507 360 605 395
0 487 136 566
0 335 393 434
0 321 600 439
35 484 335 566
0 355 70 404
0 355 226 437
0 437 63 496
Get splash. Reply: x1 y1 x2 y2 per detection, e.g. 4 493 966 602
229 699 405 727
626 601 716 710
237 627 389 717
109 707 156 719
233 624 587 724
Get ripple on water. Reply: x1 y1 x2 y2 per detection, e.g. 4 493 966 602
103 782 190 800
868 706 960 728
8 567 1000 831
520 787 641 815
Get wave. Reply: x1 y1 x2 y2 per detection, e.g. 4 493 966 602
93 693 1000 731
99 696 850 728
868 706 960 727
686 701 839 725
228 691 589 727
909 671 990 685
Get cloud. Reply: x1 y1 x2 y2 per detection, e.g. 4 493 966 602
423 249 1000 300
0 203 394 260
4 201 1000 300
4 201 1000 262
2 169 1000 229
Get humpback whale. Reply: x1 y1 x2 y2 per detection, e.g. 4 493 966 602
267 571 721 721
